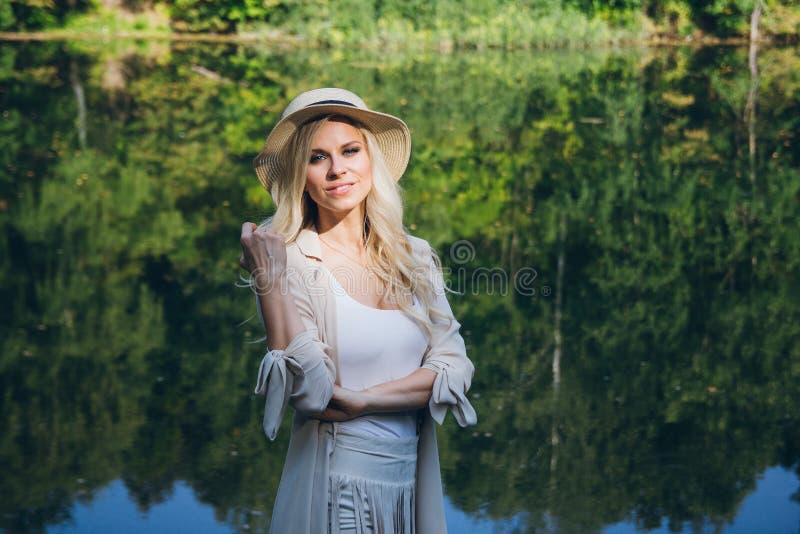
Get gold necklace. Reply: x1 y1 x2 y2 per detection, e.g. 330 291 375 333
319 236 369 268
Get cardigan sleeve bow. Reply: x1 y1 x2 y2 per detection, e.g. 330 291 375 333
254 330 329 440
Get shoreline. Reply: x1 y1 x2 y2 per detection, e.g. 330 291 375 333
1 30 795 49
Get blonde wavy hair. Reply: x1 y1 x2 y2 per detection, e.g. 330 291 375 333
263 115 448 335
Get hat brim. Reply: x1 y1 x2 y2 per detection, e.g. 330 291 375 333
253 103 411 191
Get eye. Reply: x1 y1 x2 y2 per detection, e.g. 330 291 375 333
343 147 360 156
309 153 326 164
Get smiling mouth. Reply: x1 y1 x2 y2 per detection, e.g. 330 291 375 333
326 183 355 195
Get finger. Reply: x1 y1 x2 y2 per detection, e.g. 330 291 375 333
313 408 335 421
265 226 287 241
241 222 254 238
317 409 346 422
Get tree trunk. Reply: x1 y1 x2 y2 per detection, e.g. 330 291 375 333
746 1 763 184
552 213 566 389
549 213 567 521
70 61 87 150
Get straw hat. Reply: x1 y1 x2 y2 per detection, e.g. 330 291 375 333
253 88 411 191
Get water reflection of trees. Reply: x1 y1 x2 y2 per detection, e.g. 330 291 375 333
0 42 798 532
433 47 800 532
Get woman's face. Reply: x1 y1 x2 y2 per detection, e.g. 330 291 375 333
305 118 373 218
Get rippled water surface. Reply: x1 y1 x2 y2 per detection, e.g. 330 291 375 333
1 40 799 533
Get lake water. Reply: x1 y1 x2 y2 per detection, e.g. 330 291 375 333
1 40 798 533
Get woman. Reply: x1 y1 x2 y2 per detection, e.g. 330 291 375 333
239 88 477 534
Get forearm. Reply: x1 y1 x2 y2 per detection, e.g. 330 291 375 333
361 368 436 413
256 274 305 350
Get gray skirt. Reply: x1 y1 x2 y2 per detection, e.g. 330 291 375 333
328 428 418 534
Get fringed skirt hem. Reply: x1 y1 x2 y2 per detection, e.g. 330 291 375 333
328 430 418 534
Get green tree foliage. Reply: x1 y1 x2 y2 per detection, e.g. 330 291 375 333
166 0 274 33
6 0 800 44
2 0 94 31
684 0 754 35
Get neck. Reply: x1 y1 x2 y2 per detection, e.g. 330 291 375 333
316 204 365 248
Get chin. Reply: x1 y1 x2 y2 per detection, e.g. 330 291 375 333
317 196 365 216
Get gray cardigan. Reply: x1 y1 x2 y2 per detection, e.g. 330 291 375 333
254 228 477 533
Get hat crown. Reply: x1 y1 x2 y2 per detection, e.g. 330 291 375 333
281 88 368 120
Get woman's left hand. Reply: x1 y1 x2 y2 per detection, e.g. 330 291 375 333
314 385 369 422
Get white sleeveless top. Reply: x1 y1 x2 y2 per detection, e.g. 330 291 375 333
327 270 429 438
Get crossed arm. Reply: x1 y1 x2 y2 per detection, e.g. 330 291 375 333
315 368 437 422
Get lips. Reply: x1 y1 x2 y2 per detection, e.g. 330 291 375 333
325 182 355 196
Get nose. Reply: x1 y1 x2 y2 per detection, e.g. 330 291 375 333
327 155 346 180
